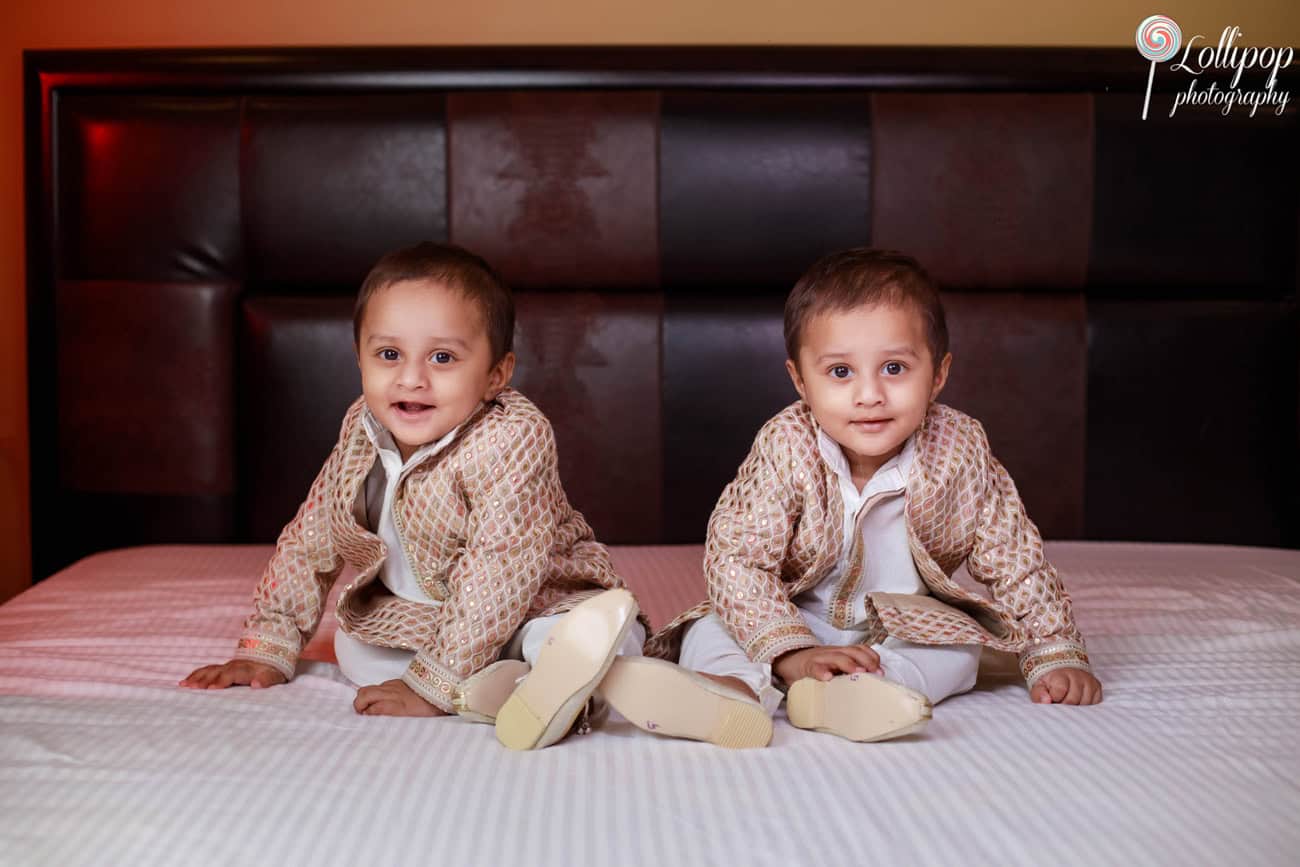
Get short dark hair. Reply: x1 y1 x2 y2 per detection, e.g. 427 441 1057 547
784 248 948 368
353 242 515 364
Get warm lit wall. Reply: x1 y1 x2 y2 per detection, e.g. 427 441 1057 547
2 0 1298 601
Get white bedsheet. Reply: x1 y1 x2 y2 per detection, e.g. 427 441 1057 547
0 542 1297 866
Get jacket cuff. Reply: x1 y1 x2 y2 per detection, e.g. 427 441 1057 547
234 633 300 681
1019 640 1091 688
402 653 460 714
749 620 818 667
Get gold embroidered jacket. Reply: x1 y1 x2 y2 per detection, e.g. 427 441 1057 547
645 401 1091 688
233 388 626 712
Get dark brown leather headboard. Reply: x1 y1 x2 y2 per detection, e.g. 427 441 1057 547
24 47 1300 580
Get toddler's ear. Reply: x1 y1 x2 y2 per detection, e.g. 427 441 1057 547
785 358 807 401
485 351 517 399
929 352 953 402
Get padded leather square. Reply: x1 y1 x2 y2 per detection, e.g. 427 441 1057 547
239 297 361 541
871 93 1093 291
512 291 663 543
662 294 795 541
940 292 1087 539
57 95 241 281
660 92 871 290
243 95 448 290
448 92 659 290
56 280 238 494
1087 300 1298 546
1089 96 1298 294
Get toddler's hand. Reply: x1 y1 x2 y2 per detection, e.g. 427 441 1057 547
1030 669 1103 705
180 659 286 690
354 678 447 717
774 644 880 685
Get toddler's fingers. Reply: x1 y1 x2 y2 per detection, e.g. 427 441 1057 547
1030 681 1053 704
1047 676 1069 703
363 699 400 716
810 661 835 681
1063 677 1085 705
250 670 283 688
818 653 854 677
845 645 880 671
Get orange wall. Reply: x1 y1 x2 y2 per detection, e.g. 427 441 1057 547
2 0 1298 601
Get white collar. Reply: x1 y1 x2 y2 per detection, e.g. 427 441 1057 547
360 404 476 471
815 423 916 497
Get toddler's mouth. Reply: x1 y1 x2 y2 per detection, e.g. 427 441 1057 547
394 401 434 415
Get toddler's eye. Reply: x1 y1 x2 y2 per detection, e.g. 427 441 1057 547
883 361 905 376
379 349 399 362
432 351 454 365
829 365 851 379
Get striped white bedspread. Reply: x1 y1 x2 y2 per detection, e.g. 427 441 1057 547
0 542 1297 866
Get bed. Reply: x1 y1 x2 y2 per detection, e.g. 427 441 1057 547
2 542 1298 865
10 46 1299 866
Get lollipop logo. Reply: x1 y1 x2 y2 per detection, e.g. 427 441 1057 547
1137 16 1295 119
1137 15 1182 63
1137 15 1182 119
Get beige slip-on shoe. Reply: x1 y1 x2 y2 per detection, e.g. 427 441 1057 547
786 673 932 742
494 589 638 750
599 656 773 749
453 659 532 724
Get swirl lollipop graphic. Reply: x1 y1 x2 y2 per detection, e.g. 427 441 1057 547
1136 15 1182 119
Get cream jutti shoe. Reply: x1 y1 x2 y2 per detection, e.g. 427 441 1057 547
494 589 638 750
599 656 772 748
786 673 932 742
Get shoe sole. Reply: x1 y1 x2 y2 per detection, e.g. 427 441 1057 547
495 590 638 750
600 656 773 749
786 673 933 742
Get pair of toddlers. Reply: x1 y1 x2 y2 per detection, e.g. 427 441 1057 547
182 243 1101 750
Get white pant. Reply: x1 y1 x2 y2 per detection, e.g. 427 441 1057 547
334 612 647 687
679 609 980 715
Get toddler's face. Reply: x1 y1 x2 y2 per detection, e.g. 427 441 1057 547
786 302 950 483
357 279 512 461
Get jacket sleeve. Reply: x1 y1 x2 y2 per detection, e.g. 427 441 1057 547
704 420 818 666
400 413 559 712
964 422 1091 688
233 423 349 680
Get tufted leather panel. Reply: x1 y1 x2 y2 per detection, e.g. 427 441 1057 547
447 92 659 290
661 293 794 541
239 296 361 541
1086 300 1299 545
57 95 242 281
243 94 449 291
659 92 872 290
1088 96 1299 295
57 280 238 494
940 292 1087 539
871 93 1094 291
512 292 663 542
